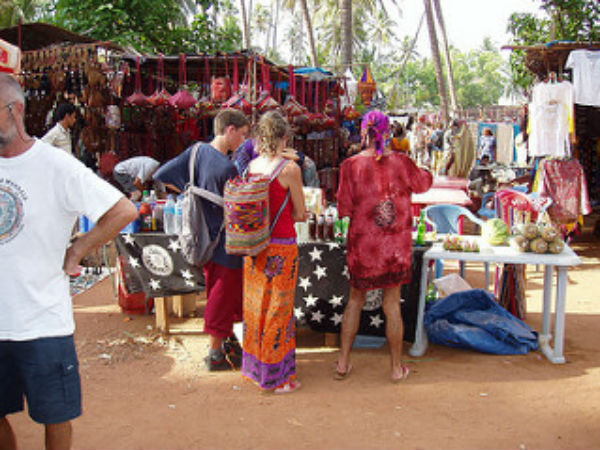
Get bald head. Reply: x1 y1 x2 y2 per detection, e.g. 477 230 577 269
0 73 25 106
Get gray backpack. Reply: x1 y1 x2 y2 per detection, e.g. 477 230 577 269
179 144 225 266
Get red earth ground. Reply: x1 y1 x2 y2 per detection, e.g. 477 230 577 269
9 216 600 449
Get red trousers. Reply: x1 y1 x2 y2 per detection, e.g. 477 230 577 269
203 261 243 339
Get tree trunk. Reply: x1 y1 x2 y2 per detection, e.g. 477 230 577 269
340 0 352 73
432 0 458 115
423 0 449 124
299 0 318 66
239 0 250 49
272 0 280 53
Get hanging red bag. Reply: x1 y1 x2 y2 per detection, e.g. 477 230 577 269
169 53 197 110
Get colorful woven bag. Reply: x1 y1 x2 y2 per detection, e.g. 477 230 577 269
224 159 290 256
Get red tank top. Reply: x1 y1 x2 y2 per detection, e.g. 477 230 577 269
269 178 296 238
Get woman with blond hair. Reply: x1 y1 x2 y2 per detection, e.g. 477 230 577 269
241 111 308 394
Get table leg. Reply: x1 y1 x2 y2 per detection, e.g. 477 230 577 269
539 266 567 364
155 297 170 334
409 256 430 357
541 265 554 336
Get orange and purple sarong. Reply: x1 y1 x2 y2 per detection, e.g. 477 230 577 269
242 242 298 390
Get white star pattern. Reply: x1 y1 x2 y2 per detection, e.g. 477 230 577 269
180 269 193 280
184 280 195 287
122 233 135 246
326 242 340 250
331 312 343 326
311 310 325 323
342 265 350 279
303 293 319 307
313 265 327 280
294 307 305 320
369 314 384 328
328 295 344 308
308 246 323 262
168 239 181 252
298 276 312 291
128 256 140 268
149 278 161 290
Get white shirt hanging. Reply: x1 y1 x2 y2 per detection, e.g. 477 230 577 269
565 49 600 107
528 81 573 158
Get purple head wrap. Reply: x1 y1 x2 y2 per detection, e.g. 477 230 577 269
361 110 390 159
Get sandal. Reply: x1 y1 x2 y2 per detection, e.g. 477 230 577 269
273 380 302 394
333 363 353 381
392 365 410 384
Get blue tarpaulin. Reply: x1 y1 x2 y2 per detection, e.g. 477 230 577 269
424 289 539 355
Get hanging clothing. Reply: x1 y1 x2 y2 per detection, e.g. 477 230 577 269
337 152 433 290
496 123 515 165
447 124 476 179
565 49 600 107
538 158 591 224
528 81 574 158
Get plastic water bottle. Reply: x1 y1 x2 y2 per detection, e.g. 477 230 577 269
174 196 183 235
416 210 427 246
163 195 176 235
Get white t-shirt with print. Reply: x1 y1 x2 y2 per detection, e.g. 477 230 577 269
114 156 160 183
565 49 600 107
0 140 123 340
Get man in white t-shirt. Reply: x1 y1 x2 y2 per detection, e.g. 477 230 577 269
113 155 161 200
0 74 138 450
41 103 77 155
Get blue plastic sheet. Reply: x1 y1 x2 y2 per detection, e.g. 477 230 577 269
424 289 539 355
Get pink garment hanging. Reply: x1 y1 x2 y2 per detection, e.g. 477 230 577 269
169 53 197 110
539 158 591 224
126 56 148 106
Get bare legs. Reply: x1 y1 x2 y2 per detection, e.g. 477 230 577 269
382 286 406 381
337 287 366 374
45 422 72 450
0 417 16 450
337 285 405 381
0 417 72 450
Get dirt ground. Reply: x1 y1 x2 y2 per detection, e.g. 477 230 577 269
9 216 600 450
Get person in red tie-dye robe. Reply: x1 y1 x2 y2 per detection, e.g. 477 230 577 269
335 110 432 383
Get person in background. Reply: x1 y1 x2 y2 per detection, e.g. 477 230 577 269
429 122 445 175
153 109 249 371
41 103 77 155
334 110 433 383
113 155 161 201
241 110 308 394
233 134 320 188
390 124 410 153
0 73 138 450
479 127 497 162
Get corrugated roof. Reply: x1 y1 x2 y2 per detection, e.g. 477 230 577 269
0 22 99 51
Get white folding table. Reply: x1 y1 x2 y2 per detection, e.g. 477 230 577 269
409 237 582 363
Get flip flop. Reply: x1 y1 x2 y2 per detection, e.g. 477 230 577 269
392 365 410 384
273 380 302 394
333 363 353 381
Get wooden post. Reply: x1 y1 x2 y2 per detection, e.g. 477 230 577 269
155 297 170 333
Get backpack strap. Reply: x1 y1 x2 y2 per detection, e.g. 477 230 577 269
269 159 291 233
187 143 224 207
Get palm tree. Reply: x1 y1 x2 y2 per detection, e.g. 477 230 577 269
340 0 352 72
432 0 458 114
282 0 318 66
239 0 251 49
0 0 46 27
423 0 449 123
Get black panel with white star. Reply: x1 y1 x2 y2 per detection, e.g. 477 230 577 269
115 234 205 297
294 242 430 342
